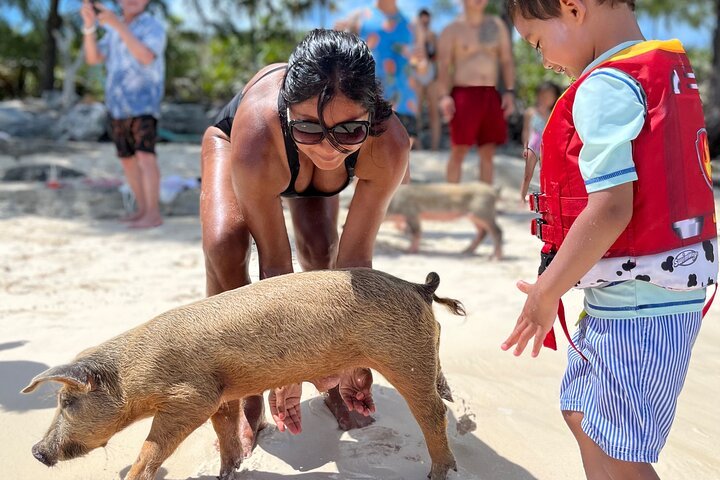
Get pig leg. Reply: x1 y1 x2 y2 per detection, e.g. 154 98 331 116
210 401 249 477
374 346 456 479
125 410 212 480
463 214 488 254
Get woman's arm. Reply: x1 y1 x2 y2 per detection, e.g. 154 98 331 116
336 119 410 268
230 117 294 279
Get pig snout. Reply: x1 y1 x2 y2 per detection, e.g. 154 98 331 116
32 442 56 467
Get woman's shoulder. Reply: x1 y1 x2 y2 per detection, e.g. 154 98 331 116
355 115 410 179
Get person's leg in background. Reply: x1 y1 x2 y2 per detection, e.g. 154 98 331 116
475 88 508 185
427 80 441 151
446 87 479 183
129 116 162 229
111 118 146 222
478 143 496 185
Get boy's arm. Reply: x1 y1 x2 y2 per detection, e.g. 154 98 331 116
502 183 634 356
503 67 646 356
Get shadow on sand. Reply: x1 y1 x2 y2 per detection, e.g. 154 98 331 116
0 341 57 411
228 385 537 480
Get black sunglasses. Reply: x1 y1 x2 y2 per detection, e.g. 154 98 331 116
286 108 371 146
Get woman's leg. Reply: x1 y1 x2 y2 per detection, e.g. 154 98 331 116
286 195 374 430
286 195 340 271
200 126 265 458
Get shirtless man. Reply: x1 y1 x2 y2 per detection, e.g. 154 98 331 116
437 0 516 184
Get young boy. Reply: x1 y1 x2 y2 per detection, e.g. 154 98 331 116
501 0 718 478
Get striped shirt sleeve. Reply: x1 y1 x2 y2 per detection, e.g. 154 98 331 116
572 67 646 193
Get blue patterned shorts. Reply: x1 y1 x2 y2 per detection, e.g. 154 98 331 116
560 312 702 463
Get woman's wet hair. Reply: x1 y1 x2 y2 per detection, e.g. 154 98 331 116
281 29 393 143
507 0 635 21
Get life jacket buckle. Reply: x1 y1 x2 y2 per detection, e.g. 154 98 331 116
530 192 543 213
534 218 546 240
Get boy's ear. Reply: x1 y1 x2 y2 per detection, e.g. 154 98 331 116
559 0 587 23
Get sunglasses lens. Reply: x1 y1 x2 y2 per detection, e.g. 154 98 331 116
291 122 324 144
332 123 369 145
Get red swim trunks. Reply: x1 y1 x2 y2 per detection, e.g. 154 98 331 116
450 86 507 146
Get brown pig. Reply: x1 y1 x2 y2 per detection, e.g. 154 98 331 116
386 182 503 259
23 268 465 480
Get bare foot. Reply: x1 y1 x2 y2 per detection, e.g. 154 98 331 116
119 211 143 223
128 214 163 229
324 369 376 431
239 395 267 458
268 383 303 434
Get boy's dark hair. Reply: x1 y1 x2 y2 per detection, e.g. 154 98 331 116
507 0 635 20
282 29 393 137
419 8 431 17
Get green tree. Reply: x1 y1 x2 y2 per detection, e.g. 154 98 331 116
189 0 329 71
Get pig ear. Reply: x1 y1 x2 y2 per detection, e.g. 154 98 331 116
21 364 93 394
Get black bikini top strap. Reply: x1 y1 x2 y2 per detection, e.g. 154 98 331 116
278 89 302 196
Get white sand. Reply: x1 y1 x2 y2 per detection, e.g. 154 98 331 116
1 144 718 479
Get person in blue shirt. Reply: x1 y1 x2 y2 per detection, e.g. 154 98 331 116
81 0 166 228
336 0 424 151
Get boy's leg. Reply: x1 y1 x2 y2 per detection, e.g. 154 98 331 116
564 410 659 480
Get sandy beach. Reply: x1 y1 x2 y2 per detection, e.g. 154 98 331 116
1 143 718 480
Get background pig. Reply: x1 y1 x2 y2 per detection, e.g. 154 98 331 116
23 268 464 480
386 182 503 259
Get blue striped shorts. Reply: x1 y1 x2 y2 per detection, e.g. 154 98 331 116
559 311 702 463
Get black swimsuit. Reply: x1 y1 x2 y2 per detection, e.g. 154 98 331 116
213 67 359 198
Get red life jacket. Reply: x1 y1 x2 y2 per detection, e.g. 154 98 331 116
529 40 717 355
530 40 716 257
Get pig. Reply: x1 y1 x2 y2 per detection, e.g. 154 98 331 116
23 268 465 480
386 182 503 259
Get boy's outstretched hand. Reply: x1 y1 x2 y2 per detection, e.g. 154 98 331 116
501 280 558 357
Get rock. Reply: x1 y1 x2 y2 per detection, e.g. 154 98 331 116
2 163 85 182
159 103 212 135
0 178 199 219
51 102 108 141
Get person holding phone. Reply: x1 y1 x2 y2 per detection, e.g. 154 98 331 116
81 0 166 228
201 29 409 458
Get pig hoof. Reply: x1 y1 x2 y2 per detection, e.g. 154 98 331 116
218 471 241 480
428 459 457 480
